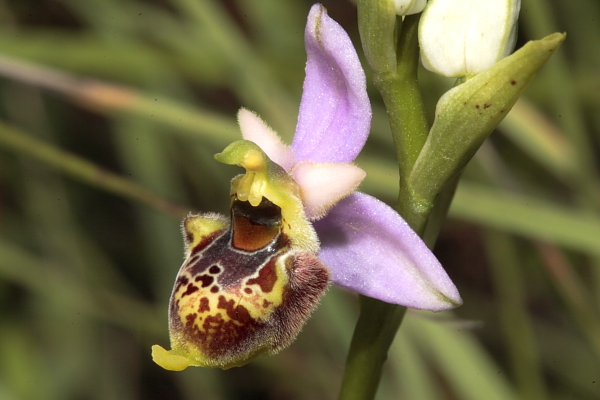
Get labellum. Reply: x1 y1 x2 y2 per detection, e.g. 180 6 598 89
152 141 330 370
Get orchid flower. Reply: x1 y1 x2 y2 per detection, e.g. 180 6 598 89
152 3 461 371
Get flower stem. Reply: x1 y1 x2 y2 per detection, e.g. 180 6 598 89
357 3 428 185
356 1 429 230
338 5 438 400
338 297 406 400
382 14 429 180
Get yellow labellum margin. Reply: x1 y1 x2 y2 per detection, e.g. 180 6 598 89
152 141 330 370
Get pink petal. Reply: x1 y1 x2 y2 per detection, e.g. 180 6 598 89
292 4 372 164
238 108 295 171
292 161 366 220
313 192 462 311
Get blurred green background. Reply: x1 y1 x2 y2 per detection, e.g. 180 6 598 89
0 0 599 399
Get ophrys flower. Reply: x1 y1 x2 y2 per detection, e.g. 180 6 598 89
152 3 461 371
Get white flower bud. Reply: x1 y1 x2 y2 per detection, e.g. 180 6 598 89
393 0 427 15
418 0 520 77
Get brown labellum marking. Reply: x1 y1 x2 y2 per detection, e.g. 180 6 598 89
185 230 193 246
200 310 260 356
167 248 332 367
172 294 262 360
198 297 210 313
190 229 227 254
174 275 189 293
244 288 253 294
217 295 254 325
231 198 281 251
181 283 199 297
186 204 290 292
202 313 225 332
185 313 197 327
194 274 214 288
246 259 278 293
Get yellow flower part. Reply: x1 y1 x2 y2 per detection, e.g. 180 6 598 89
152 141 330 370
215 140 320 254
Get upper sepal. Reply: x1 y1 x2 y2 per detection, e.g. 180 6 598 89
292 4 371 164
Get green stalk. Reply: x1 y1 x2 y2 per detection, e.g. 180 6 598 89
357 5 429 229
338 298 406 400
384 14 429 181
338 4 437 400
386 14 431 232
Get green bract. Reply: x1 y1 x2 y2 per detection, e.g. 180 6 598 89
408 33 566 214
